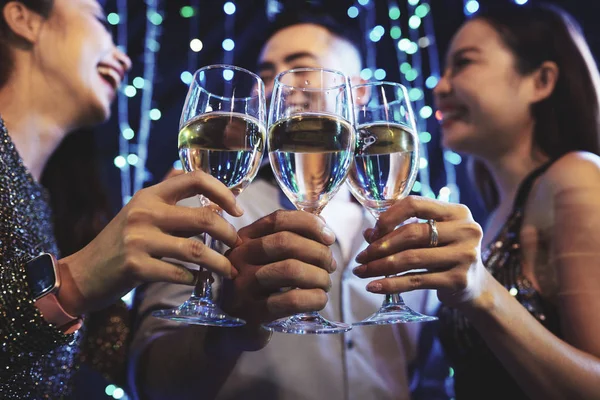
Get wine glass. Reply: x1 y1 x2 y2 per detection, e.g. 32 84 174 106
152 65 266 326
347 81 437 325
263 67 356 334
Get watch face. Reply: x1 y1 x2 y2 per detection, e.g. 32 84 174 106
25 254 57 300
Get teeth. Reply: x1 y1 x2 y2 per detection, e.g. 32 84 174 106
97 66 121 89
442 110 464 121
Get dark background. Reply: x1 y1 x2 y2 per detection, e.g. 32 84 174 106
82 0 600 398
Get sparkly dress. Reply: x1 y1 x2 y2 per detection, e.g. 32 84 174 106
0 119 129 399
438 164 561 400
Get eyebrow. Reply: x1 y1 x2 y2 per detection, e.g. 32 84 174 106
451 46 481 59
257 52 319 72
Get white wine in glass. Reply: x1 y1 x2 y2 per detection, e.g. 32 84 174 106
152 65 266 327
348 81 438 325
264 68 355 334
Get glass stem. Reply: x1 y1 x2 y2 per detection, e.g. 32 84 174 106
190 232 216 303
190 195 220 304
383 293 403 307
372 215 404 307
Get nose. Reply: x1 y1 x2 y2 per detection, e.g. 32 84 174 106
433 69 451 101
114 46 132 72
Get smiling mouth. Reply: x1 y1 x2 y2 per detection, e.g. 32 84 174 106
97 65 122 91
439 107 468 125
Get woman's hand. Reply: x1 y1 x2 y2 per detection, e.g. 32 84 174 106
353 195 492 310
57 170 243 316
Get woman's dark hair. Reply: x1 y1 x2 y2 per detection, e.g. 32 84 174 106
1 0 112 254
469 3 600 210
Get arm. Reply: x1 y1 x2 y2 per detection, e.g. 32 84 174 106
0 254 74 371
133 210 336 400
354 153 600 400
1 170 239 375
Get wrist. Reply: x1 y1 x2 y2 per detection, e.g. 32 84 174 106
458 271 502 320
55 253 87 316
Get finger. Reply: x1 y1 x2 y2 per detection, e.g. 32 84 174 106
255 260 332 292
134 256 197 285
364 271 458 295
352 246 463 279
373 196 473 241
147 170 243 217
238 210 335 245
231 232 335 272
140 233 238 279
265 288 328 321
356 220 476 264
152 203 240 248
162 167 184 181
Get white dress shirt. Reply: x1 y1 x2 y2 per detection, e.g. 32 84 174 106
129 177 436 400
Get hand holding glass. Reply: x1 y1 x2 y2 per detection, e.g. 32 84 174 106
264 68 355 334
347 81 437 325
152 65 266 326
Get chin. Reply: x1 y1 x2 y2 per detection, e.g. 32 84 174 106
76 104 111 130
440 124 477 152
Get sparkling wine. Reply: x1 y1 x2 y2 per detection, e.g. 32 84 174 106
178 112 265 196
269 113 355 214
347 122 418 216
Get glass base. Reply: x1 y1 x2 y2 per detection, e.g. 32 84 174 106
353 302 438 326
152 297 245 327
263 312 352 334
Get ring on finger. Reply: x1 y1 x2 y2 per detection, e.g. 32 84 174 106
427 219 439 248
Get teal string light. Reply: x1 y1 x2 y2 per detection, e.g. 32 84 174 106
133 0 163 193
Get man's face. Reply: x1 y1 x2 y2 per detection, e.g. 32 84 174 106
257 23 360 104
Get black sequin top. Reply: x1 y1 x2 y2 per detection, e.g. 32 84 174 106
0 118 131 398
438 164 561 400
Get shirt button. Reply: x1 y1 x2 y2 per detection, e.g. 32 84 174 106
346 340 354 349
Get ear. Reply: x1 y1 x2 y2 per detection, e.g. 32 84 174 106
350 76 370 106
529 61 559 104
2 1 46 45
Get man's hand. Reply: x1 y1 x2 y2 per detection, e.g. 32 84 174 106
222 210 337 326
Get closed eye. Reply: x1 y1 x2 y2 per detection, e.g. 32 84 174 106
454 58 472 69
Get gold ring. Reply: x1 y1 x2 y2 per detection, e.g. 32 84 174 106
427 219 439 247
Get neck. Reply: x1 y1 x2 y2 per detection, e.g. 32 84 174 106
0 70 72 181
481 134 549 209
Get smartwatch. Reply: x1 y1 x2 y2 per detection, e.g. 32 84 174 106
25 253 82 334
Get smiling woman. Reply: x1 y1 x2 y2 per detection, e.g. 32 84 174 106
353 3 600 400
0 1 244 398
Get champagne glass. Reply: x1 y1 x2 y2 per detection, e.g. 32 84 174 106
348 81 437 325
263 68 355 334
152 65 266 326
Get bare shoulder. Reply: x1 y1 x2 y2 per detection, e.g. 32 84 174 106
542 151 600 192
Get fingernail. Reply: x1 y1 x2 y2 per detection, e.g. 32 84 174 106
322 225 336 243
234 203 244 216
230 267 239 280
331 258 338 272
355 249 367 263
366 282 383 293
235 235 243 247
368 228 379 242
352 265 366 275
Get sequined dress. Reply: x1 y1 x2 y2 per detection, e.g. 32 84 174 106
0 118 129 399
438 164 561 400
